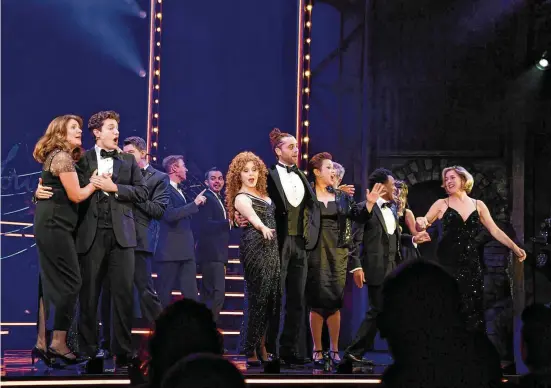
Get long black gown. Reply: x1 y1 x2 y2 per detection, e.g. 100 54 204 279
237 193 281 356
436 199 485 332
34 150 82 336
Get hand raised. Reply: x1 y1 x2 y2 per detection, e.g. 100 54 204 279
366 183 385 204
194 189 207 206
338 184 355 196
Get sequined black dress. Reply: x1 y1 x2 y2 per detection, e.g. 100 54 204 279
436 200 484 332
237 193 281 356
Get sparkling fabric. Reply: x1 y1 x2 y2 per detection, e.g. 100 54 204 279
238 194 281 355
44 150 76 175
437 206 485 332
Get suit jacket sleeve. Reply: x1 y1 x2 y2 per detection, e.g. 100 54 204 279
136 174 170 220
348 222 364 269
163 198 199 223
115 156 148 203
401 233 414 248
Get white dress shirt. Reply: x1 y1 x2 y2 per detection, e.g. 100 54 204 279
276 163 305 207
95 145 115 196
377 197 397 234
170 180 186 202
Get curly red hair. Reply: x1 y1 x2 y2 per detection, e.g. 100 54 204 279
225 152 269 220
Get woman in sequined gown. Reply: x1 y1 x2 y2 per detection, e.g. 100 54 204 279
416 166 526 332
225 152 280 366
32 115 97 366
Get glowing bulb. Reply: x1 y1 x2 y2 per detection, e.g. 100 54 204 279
156 13 162 19
304 87 310 93
303 154 308 159
305 54 310 60
155 70 160 75
304 70 311 77
306 38 311 44
303 120 309 126
157 27 161 32
156 42 161 47
155 99 159 103
139 70 146 78
304 170 308 175
153 142 158 147
303 137 310 143
153 157 157 161
154 113 159 118
153 127 158 132
155 85 160 90
306 4 313 11
158 0 162 3
156 56 160 61
306 21 311 27
305 104 310 109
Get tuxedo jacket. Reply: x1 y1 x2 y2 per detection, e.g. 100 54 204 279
195 189 230 264
134 165 170 254
155 185 199 262
75 148 148 254
267 164 315 248
350 204 414 286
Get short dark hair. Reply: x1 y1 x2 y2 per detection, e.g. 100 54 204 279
368 168 393 190
521 304 551 369
123 136 146 152
309 152 332 173
204 167 223 181
88 110 120 132
163 155 184 173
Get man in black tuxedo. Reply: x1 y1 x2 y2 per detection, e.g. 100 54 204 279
195 167 230 324
339 168 431 370
122 136 168 322
155 155 207 307
76 111 148 364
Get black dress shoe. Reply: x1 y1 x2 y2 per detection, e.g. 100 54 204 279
336 359 353 374
280 353 311 365
344 353 374 365
263 357 280 373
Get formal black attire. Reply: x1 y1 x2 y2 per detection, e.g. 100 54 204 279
34 150 82 332
266 163 315 359
236 193 281 356
303 189 368 316
76 147 148 357
345 200 415 358
437 199 485 332
195 189 230 323
155 182 199 306
398 208 420 261
100 165 168 348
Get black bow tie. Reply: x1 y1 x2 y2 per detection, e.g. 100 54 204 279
100 149 117 159
278 163 299 174
381 202 392 209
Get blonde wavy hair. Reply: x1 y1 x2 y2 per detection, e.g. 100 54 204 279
441 165 474 194
225 151 269 220
33 115 83 163
394 180 408 217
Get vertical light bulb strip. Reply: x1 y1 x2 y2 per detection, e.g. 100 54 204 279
146 0 163 163
301 0 313 172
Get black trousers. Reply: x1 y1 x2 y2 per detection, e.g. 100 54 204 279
199 262 226 323
100 249 163 350
78 228 134 357
345 261 397 357
270 235 308 356
157 260 198 307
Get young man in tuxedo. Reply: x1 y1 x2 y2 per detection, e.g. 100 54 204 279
338 168 431 371
195 167 231 324
155 155 206 307
76 111 148 366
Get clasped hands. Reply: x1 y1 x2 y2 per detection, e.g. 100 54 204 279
90 171 117 193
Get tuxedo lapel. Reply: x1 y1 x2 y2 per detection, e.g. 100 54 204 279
373 205 389 236
111 155 122 182
143 167 155 182
87 149 98 178
269 166 287 209
170 185 186 204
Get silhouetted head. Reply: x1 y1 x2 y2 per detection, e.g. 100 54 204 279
521 303 551 370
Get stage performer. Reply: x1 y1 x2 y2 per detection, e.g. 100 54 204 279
226 152 280 366
338 168 431 372
76 110 148 367
32 115 96 367
394 180 421 260
303 153 368 365
415 165 526 333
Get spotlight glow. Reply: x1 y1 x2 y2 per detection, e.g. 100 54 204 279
139 69 146 77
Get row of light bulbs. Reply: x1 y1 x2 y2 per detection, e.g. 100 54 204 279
148 1 163 162
300 1 313 172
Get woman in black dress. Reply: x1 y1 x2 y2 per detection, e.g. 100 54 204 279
416 166 526 332
225 152 280 366
303 153 368 364
394 181 420 260
32 115 97 366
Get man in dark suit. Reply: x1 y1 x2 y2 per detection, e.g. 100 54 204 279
195 167 230 324
76 111 148 364
155 155 206 307
339 168 431 371
122 136 169 322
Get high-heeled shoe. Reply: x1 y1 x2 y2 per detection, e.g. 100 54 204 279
31 346 54 367
329 350 341 363
48 347 88 365
312 350 325 367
